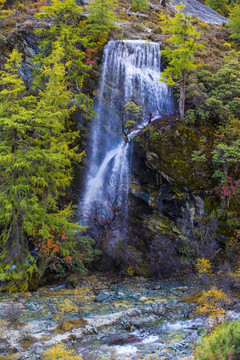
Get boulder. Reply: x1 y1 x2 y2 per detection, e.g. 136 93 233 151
94 291 110 302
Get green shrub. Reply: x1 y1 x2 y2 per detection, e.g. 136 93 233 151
132 0 149 12
205 0 228 16
194 320 240 360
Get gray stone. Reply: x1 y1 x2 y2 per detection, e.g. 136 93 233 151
94 291 110 302
233 303 240 311
168 0 227 25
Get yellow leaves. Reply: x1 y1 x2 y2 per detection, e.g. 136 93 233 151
0 319 9 330
196 258 212 275
74 285 92 305
195 286 231 327
53 286 91 325
0 0 11 19
195 259 233 328
79 19 87 28
123 266 135 277
55 299 78 323
43 343 83 360
224 42 232 48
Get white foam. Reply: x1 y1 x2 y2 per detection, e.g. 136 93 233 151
142 335 159 344
115 344 138 355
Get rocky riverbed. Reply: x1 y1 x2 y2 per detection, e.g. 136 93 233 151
0 275 239 360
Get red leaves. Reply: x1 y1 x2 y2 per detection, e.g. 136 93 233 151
84 49 97 65
64 255 72 263
213 175 240 200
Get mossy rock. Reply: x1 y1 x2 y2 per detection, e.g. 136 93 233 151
181 293 201 303
162 330 185 344
19 337 37 350
55 318 87 334
146 214 181 237
143 123 214 191
135 264 152 278
41 335 52 343
0 355 22 360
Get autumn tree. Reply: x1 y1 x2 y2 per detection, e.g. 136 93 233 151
160 3 204 118
43 344 83 360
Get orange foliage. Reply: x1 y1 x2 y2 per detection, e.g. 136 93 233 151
30 227 71 263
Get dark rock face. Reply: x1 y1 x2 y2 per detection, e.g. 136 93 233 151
0 19 51 87
169 0 227 25
125 120 215 276
129 122 211 222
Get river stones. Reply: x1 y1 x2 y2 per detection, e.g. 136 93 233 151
107 333 141 345
94 291 110 302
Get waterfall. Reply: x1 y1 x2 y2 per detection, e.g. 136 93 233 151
80 40 174 236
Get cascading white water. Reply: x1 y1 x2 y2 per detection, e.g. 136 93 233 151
80 40 174 232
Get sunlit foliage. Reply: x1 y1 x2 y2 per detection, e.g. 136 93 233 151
43 344 83 360
195 320 240 360
160 3 204 117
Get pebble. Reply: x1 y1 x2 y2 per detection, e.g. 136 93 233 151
139 296 148 302
94 291 110 302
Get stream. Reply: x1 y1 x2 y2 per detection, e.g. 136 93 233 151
1 276 239 359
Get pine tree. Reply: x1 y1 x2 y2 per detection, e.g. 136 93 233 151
86 0 117 47
205 0 229 16
132 0 149 13
0 49 86 292
35 0 94 117
160 3 204 118
228 4 240 45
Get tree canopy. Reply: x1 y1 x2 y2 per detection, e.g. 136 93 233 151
160 3 204 118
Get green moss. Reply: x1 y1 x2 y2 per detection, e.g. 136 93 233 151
55 318 87 334
204 196 219 214
145 123 214 191
0 355 22 360
162 330 185 344
146 215 181 237
181 293 201 303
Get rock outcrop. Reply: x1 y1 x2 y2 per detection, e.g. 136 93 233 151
168 0 227 25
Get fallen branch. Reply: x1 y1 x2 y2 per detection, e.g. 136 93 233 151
149 2 164 12
166 2 176 12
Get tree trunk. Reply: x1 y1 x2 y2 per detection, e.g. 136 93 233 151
179 75 186 118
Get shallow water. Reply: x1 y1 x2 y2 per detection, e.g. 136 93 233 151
0 277 239 359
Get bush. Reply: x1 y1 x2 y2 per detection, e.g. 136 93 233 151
195 286 231 327
132 0 149 12
3 302 22 325
194 320 240 360
43 343 83 360
205 0 228 16
228 4 240 45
